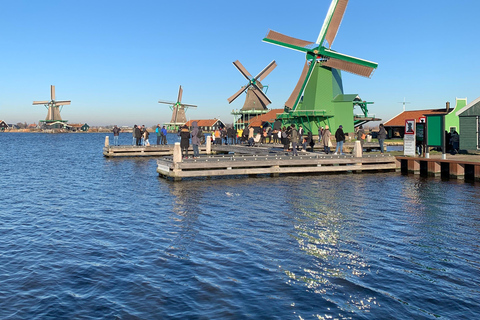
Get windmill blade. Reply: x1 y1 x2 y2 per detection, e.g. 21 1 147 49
51 85 55 100
316 0 349 47
321 49 378 78
181 103 197 108
33 101 50 105
284 61 316 110
177 86 183 103
232 60 252 80
251 84 272 106
255 60 277 82
227 86 248 104
158 100 177 105
263 30 313 53
55 101 71 106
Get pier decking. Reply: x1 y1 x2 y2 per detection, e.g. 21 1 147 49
156 142 397 181
397 155 480 180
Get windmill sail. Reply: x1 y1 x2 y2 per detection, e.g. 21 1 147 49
228 60 276 111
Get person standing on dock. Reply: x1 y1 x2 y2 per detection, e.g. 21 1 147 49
161 126 168 145
378 124 387 154
180 125 191 159
132 125 137 145
112 125 121 146
155 124 161 145
134 125 142 146
322 125 331 154
191 121 200 158
143 129 150 146
334 125 345 155
290 124 299 156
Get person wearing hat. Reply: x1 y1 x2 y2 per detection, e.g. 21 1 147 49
322 125 331 154
334 125 346 155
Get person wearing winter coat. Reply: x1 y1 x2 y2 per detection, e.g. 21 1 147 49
322 125 332 154
334 125 346 155
290 124 299 156
378 124 387 154
191 121 201 158
134 125 142 146
179 125 191 158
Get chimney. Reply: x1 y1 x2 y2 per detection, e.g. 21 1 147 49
446 101 450 112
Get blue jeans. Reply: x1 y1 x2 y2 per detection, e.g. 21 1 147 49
193 144 199 157
335 140 344 154
114 135 119 146
379 139 384 153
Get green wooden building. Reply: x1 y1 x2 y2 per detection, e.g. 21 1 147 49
456 96 480 152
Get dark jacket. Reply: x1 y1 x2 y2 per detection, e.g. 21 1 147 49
134 126 142 138
378 126 387 140
335 128 345 142
112 127 121 136
180 127 190 148
191 121 200 146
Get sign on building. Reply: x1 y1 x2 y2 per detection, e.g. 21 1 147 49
404 119 416 156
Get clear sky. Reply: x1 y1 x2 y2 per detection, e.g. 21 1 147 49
1 0 479 126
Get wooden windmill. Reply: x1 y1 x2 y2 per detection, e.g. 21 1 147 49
228 60 277 128
158 85 197 131
263 0 378 133
33 85 71 126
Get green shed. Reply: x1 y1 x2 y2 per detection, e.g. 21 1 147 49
456 96 480 152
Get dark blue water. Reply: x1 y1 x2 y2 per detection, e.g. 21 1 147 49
1 132 479 319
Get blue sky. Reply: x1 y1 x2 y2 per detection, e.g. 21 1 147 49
1 0 479 126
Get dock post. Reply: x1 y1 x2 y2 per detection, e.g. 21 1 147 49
475 165 480 181
450 162 465 180
353 141 362 158
172 142 182 181
206 136 211 154
408 159 420 174
428 161 441 177
105 136 109 147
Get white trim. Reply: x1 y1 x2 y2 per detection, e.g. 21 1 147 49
456 96 480 116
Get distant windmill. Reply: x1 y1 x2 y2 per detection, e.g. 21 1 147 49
227 60 277 111
158 85 197 130
33 85 71 124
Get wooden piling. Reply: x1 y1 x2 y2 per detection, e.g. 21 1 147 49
105 136 109 147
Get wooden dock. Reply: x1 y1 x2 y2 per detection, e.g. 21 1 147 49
396 155 480 180
157 142 397 181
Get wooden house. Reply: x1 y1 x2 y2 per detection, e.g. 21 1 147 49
456 96 480 152
184 119 224 132
0 120 8 131
384 100 464 138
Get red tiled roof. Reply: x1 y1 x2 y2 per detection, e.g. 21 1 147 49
247 109 284 127
384 108 453 127
185 119 222 127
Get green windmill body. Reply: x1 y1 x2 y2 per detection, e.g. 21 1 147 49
263 0 378 134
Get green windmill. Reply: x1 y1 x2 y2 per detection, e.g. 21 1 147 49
263 0 378 133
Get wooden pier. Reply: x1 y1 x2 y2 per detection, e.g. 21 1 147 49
157 141 397 181
396 156 480 180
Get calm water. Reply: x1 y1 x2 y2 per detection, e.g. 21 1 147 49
1 132 479 319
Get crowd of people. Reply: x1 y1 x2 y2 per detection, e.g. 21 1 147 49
111 122 392 157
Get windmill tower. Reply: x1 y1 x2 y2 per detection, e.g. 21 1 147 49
158 85 197 131
33 85 71 127
263 0 378 133
228 60 277 129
